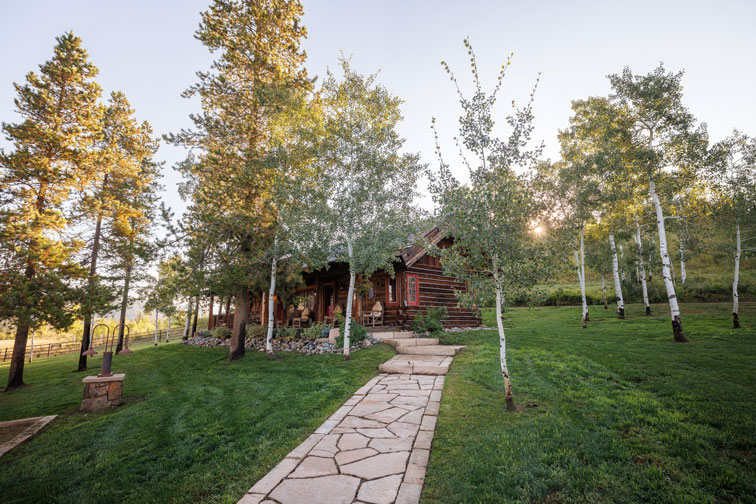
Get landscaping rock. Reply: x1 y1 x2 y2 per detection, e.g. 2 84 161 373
181 334 381 355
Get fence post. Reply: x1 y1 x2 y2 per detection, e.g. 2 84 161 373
3 347 6 362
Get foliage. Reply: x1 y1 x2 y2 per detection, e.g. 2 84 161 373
410 306 449 334
0 32 105 388
301 323 330 340
317 58 424 357
334 314 367 347
167 0 313 358
428 39 567 408
245 324 266 340
274 327 297 340
212 325 231 340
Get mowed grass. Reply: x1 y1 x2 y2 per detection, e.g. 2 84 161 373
423 302 756 504
0 340 393 504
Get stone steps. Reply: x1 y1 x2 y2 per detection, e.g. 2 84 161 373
369 330 415 339
381 338 439 348
378 355 454 376
395 345 465 357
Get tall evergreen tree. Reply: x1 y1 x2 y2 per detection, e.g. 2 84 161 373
0 32 103 389
104 155 161 353
77 91 158 369
167 0 311 361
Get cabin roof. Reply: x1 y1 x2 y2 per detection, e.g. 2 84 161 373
398 226 445 268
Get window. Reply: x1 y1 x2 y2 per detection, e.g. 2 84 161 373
387 276 398 305
407 274 419 306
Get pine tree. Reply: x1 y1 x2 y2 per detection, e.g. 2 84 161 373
167 0 312 361
104 155 161 353
0 32 103 389
77 91 158 370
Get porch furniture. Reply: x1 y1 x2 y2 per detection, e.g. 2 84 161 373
362 301 384 327
293 307 312 328
287 305 298 327
324 305 336 325
325 304 343 325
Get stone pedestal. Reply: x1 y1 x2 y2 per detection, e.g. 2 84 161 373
81 374 125 412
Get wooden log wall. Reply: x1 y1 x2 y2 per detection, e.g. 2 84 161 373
404 253 481 328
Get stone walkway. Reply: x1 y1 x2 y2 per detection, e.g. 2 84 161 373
238 332 463 504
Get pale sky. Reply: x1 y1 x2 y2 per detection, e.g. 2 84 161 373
2 0 755 219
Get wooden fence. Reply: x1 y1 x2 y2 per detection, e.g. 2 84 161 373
0 325 207 365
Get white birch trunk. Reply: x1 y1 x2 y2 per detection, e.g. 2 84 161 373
635 216 651 315
343 238 355 360
619 244 626 282
266 254 278 355
580 228 588 323
154 310 159 346
733 220 741 328
679 240 687 284
183 299 192 340
650 180 687 341
166 316 171 342
601 277 608 309
344 272 356 360
494 275 515 409
609 234 625 318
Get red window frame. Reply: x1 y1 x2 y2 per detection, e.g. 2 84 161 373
386 275 399 306
406 274 419 306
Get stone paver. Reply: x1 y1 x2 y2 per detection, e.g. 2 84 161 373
0 415 56 458
239 339 461 504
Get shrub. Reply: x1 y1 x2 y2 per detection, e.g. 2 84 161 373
334 315 368 347
411 306 448 334
245 324 265 339
275 327 297 340
302 323 330 340
212 326 231 339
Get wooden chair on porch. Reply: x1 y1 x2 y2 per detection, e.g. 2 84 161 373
362 301 384 327
292 307 312 328
325 304 343 325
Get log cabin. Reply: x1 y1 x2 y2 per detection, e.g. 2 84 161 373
207 227 481 330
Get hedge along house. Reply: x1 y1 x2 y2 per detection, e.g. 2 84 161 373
207 227 482 331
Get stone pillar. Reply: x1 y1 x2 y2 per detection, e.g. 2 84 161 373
81 374 125 412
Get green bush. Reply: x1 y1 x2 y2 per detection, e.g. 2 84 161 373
411 306 448 334
212 326 231 339
541 287 603 307
334 314 367 347
245 324 265 339
302 323 330 340
275 327 297 340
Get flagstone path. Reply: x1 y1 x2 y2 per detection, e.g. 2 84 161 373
238 332 463 504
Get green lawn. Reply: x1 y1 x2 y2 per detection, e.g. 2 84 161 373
424 303 756 503
2 304 754 504
0 341 393 504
